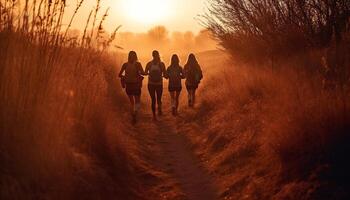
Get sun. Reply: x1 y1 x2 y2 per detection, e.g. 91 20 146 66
121 0 172 24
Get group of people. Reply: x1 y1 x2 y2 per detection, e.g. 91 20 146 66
119 50 203 122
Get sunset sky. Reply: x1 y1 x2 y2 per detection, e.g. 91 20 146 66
67 0 208 33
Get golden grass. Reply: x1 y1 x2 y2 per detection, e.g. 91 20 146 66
0 1 139 199
188 61 350 199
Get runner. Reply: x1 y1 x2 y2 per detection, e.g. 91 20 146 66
184 53 203 107
119 51 145 123
145 50 166 120
165 54 184 115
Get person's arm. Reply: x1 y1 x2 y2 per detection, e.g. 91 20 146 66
144 62 150 75
118 64 126 78
137 62 146 76
161 63 167 78
164 67 169 79
180 66 185 79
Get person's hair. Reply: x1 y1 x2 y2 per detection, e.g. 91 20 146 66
152 50 161 64
186 53 198 67
170 54 179 66
128 51 138 63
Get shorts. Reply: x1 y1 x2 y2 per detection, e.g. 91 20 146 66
126 83 141 96
186 84 198 90
168 86 182 92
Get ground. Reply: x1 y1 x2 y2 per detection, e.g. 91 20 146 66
125 92 218 200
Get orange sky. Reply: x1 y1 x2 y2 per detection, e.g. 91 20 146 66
66 0 208 33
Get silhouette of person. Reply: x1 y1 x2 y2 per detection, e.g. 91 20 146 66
165 54 184 115
145 50 166 120
184 53 203 107
119 51 145 123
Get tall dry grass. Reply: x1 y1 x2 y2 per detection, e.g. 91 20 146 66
189 64 350 199
0 0 138 199
184 1 350 199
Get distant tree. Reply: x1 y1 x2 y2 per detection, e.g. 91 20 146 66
195 29 217 50
171 31 184 43
183 31 195 50
147 25 169 43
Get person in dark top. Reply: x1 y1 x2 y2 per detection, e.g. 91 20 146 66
184 53 203 107
165 54 184 115
145 50 166 120
119 51 145 123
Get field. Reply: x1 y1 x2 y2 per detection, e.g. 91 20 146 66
187 51 350 199
1 0 350 200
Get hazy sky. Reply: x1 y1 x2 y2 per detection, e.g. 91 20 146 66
67 0 208 33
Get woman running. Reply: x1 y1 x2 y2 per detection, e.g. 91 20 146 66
184 53 203 107
145 50 166 120
119 51 145 123
165 54 184 115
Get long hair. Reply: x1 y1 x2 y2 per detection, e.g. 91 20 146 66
170 54 180 67
128 51 138 63
185 53 198 68
152 50 161 64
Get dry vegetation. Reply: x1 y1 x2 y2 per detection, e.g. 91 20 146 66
181 0 350 199
188 65 349 199
2 0 350 199
0 0 142 199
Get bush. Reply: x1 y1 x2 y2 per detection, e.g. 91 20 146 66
205 0 350 87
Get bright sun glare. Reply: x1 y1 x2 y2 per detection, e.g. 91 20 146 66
121 0 172 24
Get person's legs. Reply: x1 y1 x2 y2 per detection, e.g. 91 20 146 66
170 91 175 108
148 85 156 118
170 91 176 115
175 90 181 111
186 86 192 107
156 85 163 115
188 89 195 107
192 89 197 107
135 95 141 113
128 95 137 123
128 95 135 113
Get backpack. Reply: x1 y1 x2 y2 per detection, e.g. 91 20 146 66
187 65 202 84
168 66 182 86
149 63 162 82
125 63 138 83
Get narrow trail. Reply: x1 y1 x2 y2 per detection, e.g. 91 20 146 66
154 115 217 200
134 102 218 200
116 52 228 199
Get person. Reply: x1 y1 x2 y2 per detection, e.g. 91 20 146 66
184 53 203 107
119 51 145 123
145 50 166 120
165 54 184 115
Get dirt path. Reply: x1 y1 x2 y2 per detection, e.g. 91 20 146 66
135 108 218 200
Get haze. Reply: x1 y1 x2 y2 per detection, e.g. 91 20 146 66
65 0 207 33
